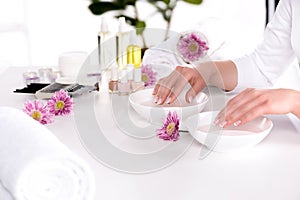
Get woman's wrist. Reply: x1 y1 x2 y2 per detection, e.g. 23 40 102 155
291 89 300 118
194 61 217 86
194 60 238 91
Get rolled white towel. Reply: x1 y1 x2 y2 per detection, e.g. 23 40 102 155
0 107 95 200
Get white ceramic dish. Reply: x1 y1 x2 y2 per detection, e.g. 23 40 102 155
129 88 208 124
185 111 273 152
55 77 76 84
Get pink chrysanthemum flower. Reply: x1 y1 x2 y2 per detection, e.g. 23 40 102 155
177 32 209 63
23 100 53 124
157 111 180 141
141 64 157 87
48 89 73 116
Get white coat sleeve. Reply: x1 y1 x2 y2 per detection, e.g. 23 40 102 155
232 0 296 91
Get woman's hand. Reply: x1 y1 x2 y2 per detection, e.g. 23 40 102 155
152 66 206 104
215 88 300 128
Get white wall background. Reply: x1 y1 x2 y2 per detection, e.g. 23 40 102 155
0 0 266 69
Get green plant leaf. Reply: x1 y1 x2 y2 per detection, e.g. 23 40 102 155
136 20 146 35
183 0 203 5
88 2 124 15
163 0 171 4
125 0 136 5
116 0 136 6
148 0 170 4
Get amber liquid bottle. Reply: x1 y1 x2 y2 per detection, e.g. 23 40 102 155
127 31 141 69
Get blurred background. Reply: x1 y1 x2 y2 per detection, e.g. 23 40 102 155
0 0 277 70
0 0 284 76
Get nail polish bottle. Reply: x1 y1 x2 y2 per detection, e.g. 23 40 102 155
131 68 145 92
108 64 119 93
118 69 130 95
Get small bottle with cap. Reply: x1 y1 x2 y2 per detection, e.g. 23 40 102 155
126 64 134 91
118 69 130 95
117 17 130 70
131 68 145 92
98 17 110 67
127 31 141 69
108 64 119 93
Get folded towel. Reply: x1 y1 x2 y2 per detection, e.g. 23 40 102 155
0 107 95 200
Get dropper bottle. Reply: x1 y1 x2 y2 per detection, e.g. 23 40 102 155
127 30 142 69
98 17 110 67
117 17 130 70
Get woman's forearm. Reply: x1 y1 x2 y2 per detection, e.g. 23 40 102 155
212 60 238 91
195 60 238 91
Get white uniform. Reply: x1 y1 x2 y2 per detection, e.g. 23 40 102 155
233 0 300 90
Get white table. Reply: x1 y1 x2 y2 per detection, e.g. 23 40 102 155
1 67 300 200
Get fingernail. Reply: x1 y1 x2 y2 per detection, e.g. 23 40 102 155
219 120 227 128
214 118 220 125
154 96 158 103
166 97 171 104
157 98 162 104
233 120 242 127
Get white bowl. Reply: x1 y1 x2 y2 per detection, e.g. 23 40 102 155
129 88 208 124
185 111 273 152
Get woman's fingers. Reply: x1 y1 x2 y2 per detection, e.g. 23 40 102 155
152 82 161 95
222 97 266 127
215 88 255 124
231 103 266 126
185 76 205 103
153 66 204 105
215 88 297 128
166 67 197 104
215 88 268 127
167 77 190 104
155 67 186 104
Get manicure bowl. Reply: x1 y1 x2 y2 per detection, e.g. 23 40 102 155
129 88 209 124
185 111 273 152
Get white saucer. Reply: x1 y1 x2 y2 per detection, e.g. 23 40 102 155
129 88 209 124
55 77 76 84
185 111 273 152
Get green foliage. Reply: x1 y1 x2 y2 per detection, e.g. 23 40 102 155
88 0 203 36
89 2 124 15
135 20 146 35
183 0 203 5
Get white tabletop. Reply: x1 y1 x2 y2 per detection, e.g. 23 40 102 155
1 67 300 200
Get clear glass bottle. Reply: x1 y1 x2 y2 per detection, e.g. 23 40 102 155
117 17 130 70
126 64 134 92
108 64 119 94
131 68 145 92
127 31 141 69
118 69 130 95
98 17 110 67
